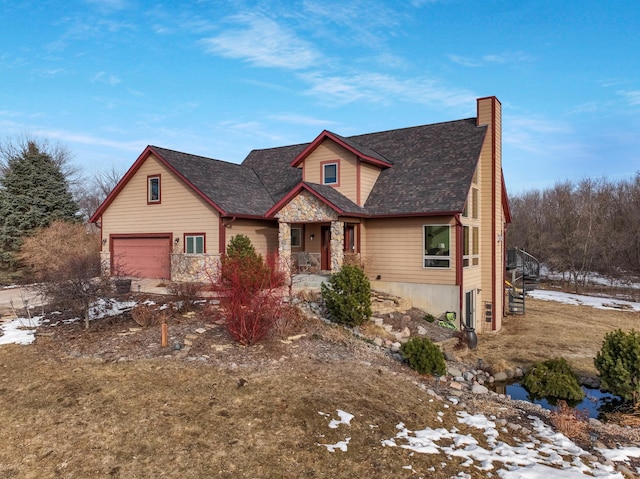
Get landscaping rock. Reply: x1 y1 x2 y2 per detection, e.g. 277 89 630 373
494 371 508 382
417 326 428 335
390 342 402 353
505 368 514 379
447 366 462 378
514 367 524 378
371 317 384 327
471 383 489 394
463 371 475 382
449 381 464 390
373 337 384 347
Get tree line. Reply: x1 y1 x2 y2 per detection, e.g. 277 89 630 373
507 174 640 291
0 137 122 281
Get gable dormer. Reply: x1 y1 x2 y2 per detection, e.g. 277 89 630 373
290 130 391 207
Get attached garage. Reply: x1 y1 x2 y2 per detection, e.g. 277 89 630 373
111 235 171 279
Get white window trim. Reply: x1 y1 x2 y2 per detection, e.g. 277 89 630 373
423 224 451 269
148 176 160 203
322 162 338 185
185 235 205 254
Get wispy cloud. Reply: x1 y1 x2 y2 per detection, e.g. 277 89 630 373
33 127 144 151
449 51 531 68
92 71 121 86
504 116 573 153
268 113 336 127
300 71 476 109
201 14 319 70
619 90 640 106
301 0 402 49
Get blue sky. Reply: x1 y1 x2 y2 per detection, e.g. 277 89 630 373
1 0 639 194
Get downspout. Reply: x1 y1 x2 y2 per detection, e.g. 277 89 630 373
220 216 238 254
455 213 463 328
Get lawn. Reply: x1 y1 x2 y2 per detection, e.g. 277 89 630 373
0 290 639 477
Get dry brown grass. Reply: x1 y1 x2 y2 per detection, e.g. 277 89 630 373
0 343 496 479
464 295 640 376
550 400 589 440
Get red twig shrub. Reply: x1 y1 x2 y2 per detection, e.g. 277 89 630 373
210 240 286 345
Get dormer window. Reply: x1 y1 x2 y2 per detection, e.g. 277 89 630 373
148 175 161 204
322 161 339 186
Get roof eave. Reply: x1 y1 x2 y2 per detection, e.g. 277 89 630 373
290 131 392 168
89 146 228 223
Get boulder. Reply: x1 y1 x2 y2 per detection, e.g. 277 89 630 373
494 371 508 382
471 383 489 394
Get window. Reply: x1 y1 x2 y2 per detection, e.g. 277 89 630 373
423 225 450 268
463 226 470 267
472 227 479 266
291 227 302 247
185 234 204 254
148 175 160 203
322 162 338 185
463 226 480 268
472 188 479 219
344 224 356 252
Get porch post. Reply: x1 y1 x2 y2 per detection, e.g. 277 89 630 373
330 220 344 272
278 221 292 282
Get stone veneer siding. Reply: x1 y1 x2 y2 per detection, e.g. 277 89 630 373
276 190 344 272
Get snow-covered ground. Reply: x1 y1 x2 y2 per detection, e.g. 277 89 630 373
0 298 137 346
319 408 640 478
529 289 640 312
2 293 640 477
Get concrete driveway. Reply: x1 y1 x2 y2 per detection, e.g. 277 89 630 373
0 286 43 320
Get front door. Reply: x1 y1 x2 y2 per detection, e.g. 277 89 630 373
321 226 331 271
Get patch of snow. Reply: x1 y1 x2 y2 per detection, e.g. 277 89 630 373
529 290 640 312
0 316 44 345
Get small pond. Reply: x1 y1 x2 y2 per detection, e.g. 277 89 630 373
491 382 624 419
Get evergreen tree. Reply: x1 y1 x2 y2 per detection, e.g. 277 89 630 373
0 141 79 271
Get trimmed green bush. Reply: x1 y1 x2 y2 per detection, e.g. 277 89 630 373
320 264 372 327
400 337 447 376
594 329 640 405
522 357 584 402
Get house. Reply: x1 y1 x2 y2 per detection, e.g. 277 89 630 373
90 96 510 332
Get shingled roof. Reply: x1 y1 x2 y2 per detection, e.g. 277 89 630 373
243 117 487 216
145 146 272 217
92 116 488 222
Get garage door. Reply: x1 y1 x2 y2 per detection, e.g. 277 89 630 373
111 236 171 279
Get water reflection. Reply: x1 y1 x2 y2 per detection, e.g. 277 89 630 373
491 382 624 419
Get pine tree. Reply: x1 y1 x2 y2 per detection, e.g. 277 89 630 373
0 141 79 272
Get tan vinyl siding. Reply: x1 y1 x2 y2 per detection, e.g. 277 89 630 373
476 97 504 330
359 162 381 206
365 217 456 285
225 219 279 257
101 154 219 253
302 140 358 204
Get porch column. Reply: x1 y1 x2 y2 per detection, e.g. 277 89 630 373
330 220 344 272
278 221 292 281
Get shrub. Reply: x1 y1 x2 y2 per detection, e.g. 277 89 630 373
19 221 105 329
594 329 640 405
211 237 285 345
320 264 371 327
400 337 447 376
167 281 205 312
424 313 436 323
131 303 168 327
550 400 588 440
522 357 584 402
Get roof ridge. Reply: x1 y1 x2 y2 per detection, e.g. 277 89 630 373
150 145 241 167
